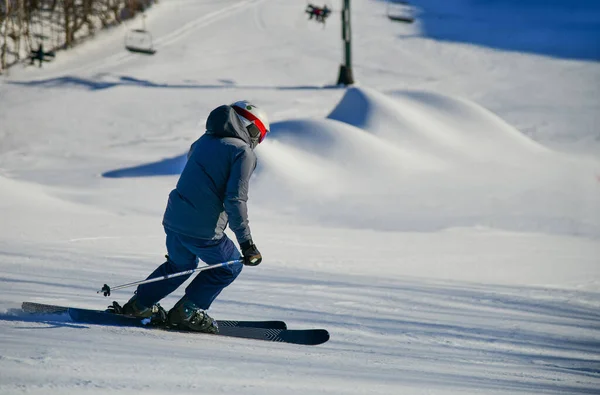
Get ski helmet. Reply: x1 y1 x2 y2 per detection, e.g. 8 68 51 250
231 100 270 145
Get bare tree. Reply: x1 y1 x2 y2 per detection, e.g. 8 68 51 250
0 0 154 72
1 0 10 72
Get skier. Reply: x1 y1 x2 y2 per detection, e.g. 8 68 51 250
306 4 331 24
119 101 269 333
319 5 331 23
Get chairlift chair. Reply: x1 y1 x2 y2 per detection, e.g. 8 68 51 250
29 43 55 67
386 0 415 24
125 28 156 55
29 14 56 68
305 3 332 24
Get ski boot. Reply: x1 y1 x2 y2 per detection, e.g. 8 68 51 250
107 296 167 326
121 294 154 319
167 296 219 334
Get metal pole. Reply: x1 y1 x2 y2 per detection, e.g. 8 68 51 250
98 258 244 296
337 0 354 85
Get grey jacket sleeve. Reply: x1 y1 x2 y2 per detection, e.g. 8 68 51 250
224 147 256 245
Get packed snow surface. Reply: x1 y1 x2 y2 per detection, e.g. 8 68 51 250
0 0 599 394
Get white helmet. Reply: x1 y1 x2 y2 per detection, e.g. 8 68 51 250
231 100 270 145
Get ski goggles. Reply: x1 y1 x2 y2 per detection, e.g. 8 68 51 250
233 106 269 143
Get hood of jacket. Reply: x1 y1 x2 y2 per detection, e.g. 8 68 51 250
205 105 256 148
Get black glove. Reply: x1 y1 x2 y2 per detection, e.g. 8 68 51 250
240 240 262 266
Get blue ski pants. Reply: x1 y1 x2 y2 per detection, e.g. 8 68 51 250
135 227 243 310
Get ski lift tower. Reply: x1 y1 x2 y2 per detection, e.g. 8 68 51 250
336 0 354 86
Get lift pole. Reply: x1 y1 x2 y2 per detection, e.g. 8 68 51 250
337 0 354 85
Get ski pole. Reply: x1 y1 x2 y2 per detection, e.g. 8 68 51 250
97 258 244 297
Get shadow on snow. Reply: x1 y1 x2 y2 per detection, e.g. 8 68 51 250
402 0 600 61
8 75 341 91
102 154 187 178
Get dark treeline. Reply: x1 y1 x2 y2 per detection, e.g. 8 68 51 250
0 0 154 72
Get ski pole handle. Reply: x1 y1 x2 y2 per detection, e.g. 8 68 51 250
97 258 244 297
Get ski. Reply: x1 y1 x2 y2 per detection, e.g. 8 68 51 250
22 301 287 329
21 302 330 345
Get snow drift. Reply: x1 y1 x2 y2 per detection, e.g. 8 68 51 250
253 87 600 236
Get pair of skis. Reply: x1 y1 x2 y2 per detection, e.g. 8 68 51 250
21 302 329 346
19 260 329 345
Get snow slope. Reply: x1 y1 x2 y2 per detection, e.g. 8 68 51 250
1 0 599 394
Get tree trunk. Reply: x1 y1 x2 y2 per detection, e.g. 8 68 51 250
1 0 9 72
63 0 72 47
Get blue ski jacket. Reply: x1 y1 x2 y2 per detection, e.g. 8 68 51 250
162 105 257 245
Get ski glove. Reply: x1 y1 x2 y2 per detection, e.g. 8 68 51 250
240 240 262 266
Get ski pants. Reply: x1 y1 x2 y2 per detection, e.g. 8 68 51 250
135 227 243 310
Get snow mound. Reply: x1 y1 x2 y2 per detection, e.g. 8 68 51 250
253 87 600 236
0 174 73 211
0 174 118 242
328 87 549 163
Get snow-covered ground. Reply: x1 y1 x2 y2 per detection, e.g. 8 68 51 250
1 0 599 394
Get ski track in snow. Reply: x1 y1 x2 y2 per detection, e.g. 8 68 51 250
1 270 599 394
1 265 600 394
